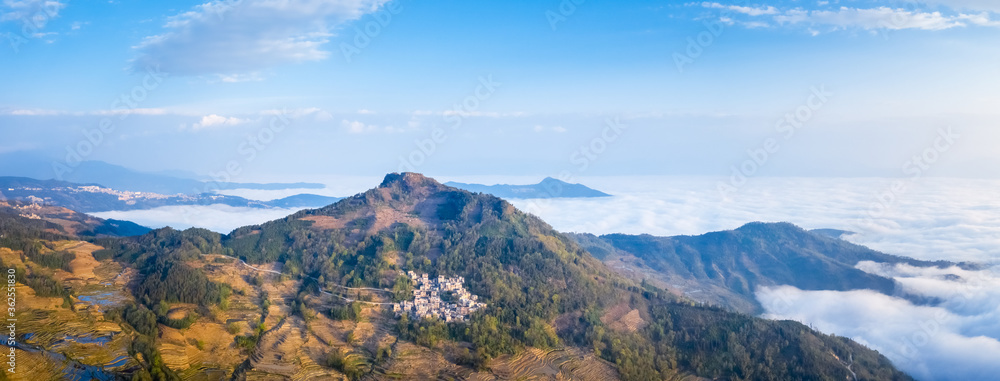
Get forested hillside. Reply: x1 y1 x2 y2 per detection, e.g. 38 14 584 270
0 173 914 380
195 173 912 380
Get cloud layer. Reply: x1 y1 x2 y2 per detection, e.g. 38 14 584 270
1 0 65 39
90 204 308 233
502 176 1000 263
131 0 388 76
758 260 1000 381
696 2 1000 33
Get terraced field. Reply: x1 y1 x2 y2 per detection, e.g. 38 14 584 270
5 245 635 380
464 347 620 381
2 241 139 380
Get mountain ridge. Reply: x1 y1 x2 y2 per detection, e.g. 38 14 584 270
570 221 969 314
0 153 324 194
445 177 611 199
0 176 341 212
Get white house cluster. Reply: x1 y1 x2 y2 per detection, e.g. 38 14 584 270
393 271 485 322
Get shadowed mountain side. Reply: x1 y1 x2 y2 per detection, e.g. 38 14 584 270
0 200 150 237
570 222 970 314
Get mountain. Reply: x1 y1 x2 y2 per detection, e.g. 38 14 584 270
2 174 913 380
810 228 856 239
0 200 150 237
264 193 342 208
570 222 968 314
0 176 341 212
445 177 611 198
0 154 324 194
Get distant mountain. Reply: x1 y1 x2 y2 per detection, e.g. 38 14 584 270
570 222 968 314
0 154 323 194
0 176 341 212
810 228 856 239
445 177 610 199
264 193 342 208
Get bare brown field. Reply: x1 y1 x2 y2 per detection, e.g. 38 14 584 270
300 215 349 230
55 241 104 281
600 302 648 333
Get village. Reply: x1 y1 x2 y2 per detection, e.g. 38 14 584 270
6 184 175 203
393 271 486 322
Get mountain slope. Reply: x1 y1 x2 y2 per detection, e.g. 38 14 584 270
0 200 150 237
445 177 611 198
570 222 965 314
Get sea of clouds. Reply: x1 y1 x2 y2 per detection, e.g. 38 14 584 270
91 204 308 234
756 261 1000 381
90 175 1000 380
498 175 1000 263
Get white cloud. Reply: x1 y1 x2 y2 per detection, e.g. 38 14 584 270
775 7 968 31
341 119 402 134
913 0 1000 14
958 12 1000 27
533 125 567 133
92 108 170 116
695 3 1000 32
2 108 60 116
412 110 527 118
130 0 389 76
192 114 250 129
342 119 372 133
90 204 308 234
857 262 1000 317
701 2 778 16
1 0 65 28
214 72 266 83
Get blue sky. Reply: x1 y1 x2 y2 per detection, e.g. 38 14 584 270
2 0 999 179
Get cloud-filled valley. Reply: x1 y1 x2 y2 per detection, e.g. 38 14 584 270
757 260 1000 381
90 204 308 234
